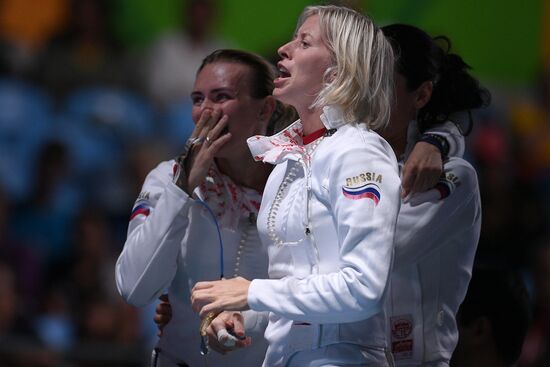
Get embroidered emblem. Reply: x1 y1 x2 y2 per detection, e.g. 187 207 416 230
391 317 413 339
137 191 150 201
391 315 414 360
345 172 383 187
342 183 381 205
130 203 151 221
434 172 460 199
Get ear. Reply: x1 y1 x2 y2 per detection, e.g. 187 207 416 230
414 80 433 109
326 67 338 83
259 95 277 122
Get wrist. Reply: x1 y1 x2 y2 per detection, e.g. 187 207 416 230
173 154 190 193
419 133 450 157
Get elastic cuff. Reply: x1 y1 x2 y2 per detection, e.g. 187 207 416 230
247 279 259 310
419 133 450 157
166 179 193 216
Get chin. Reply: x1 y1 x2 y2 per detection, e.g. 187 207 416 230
273 88 290 104
215 142 246 160
214 146 232 159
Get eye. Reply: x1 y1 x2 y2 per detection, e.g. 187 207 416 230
191 95 204 106
214 93 232 102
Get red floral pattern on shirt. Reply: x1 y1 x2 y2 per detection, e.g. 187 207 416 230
198 164 261 231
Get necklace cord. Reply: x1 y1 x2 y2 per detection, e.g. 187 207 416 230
196 199 224 279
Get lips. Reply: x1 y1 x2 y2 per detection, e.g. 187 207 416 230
278 63 291 78
274 63 291 87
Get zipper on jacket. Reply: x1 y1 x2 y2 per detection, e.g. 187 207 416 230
302 157 321 269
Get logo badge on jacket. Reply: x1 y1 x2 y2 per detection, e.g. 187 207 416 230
434 172 460 199
130 193 152 221
391 314 414 360
130 203 151 220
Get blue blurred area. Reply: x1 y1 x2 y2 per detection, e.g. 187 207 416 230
161 100 194 154
0 79 53 200
56 86 157 175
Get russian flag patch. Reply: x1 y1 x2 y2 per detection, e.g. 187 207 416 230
130 203 151 221
342 183 381 205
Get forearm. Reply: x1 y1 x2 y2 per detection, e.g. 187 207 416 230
248 267 388 324
116 182 192 306
394 159 479 269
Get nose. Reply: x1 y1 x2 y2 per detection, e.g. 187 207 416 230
200 98 214 113
278 40 292 60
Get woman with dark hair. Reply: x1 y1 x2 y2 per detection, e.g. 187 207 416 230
115 49 296 367
383 23 490 154
379 24 490 366
384 23 491 198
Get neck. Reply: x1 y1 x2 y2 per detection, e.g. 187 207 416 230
215 155 271 193
381 125 408 158
298 106 324 136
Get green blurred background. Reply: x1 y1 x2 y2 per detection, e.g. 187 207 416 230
113 0 544 86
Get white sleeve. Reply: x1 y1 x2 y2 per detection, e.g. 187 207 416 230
115 160 194 307
248 135 401 324
242 310 269 339
393 158 481 270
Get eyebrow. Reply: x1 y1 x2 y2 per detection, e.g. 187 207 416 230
294 31 312 40
191 87 236 96
211 88 236 94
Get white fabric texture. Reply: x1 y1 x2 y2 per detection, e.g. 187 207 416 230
385 122 481 366
247 106 402 366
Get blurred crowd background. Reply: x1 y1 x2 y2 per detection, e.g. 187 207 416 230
0 0 548 366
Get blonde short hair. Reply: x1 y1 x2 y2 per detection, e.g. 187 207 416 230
298 5 394 130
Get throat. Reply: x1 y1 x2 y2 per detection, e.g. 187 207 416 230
380 125 408 158
216 157 271 192
303 127 327 145
299 109 325 135
389 135 407 158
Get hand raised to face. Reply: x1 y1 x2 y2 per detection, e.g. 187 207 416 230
176 108 231 194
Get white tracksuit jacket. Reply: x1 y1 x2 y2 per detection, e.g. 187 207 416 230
246 106 402 366
115 161 269 367
384 121 481 366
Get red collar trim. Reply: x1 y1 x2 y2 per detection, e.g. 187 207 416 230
302 127 327 145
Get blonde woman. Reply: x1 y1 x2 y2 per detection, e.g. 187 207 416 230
192 6 401 366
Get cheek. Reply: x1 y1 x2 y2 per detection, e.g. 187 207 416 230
228 113 263 139
306 64 330 91
227 114 254 135
312 54 332 81
395 89 415 111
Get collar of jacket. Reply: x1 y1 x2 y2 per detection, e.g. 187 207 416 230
247 106 347 165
